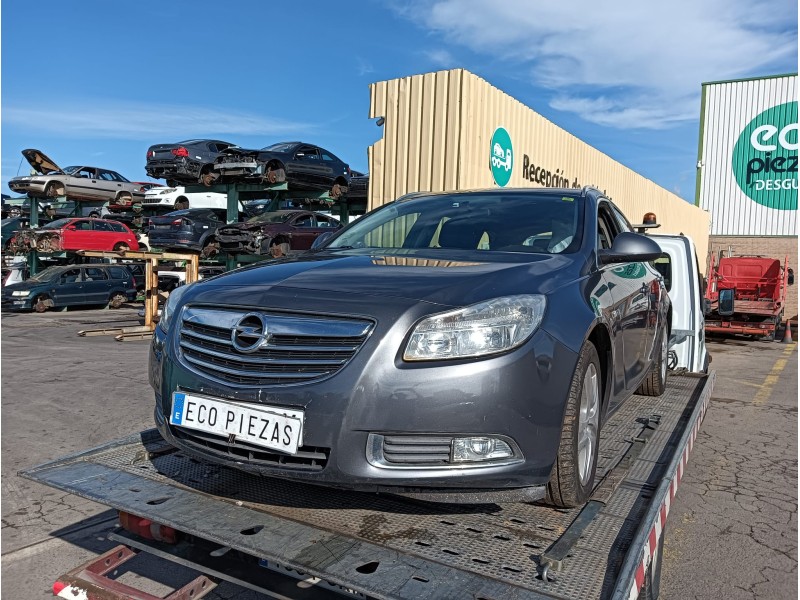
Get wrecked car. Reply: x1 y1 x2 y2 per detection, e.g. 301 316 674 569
145 140 236 187
7 149 146 205
10 217 140 254
215 209 342 255
213 142 352 197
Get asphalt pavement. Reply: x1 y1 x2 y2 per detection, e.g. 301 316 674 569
1 308 796 599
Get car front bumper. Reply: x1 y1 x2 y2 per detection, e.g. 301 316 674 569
149 299 580 494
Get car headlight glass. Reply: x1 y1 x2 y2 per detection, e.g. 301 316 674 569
158 283 192 332
404 295 546 361
11 290 31 297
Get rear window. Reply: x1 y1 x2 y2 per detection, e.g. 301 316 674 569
109 267 129 280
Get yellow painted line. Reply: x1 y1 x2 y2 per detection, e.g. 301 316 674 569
753 348 794 405
782 343 797 356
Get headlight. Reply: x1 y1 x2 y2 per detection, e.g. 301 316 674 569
404 295 546 361
11 290 31 297
158 283 192 332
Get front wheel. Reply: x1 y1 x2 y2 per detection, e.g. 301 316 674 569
636 328 668 396
113 242 131 252
545 342 602 508
33 295 50 313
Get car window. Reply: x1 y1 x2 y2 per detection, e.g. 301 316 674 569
609 203 633 233
316 215 339 228
293 215 314 227
59 268 82 284
653 256 672 291
93 221 114 232
597 203 622 251
84 267 108 281
296 147 320 160
109 267 129 280
108 222 127 232
76 168 95 179
329 193 584 252
75 220 93 231
321 152 335 162
41 218 73 230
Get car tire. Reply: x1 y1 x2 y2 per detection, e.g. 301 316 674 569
33 295 50 313
109 292 126 309
132 202 143 214
545 341 602 508
200 237 219 259
174 198 190 210
113 242 131 252
636 327 668 396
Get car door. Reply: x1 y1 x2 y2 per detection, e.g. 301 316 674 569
82 266 113 304
597 201 652 399
70 167 100 200
91 219 118 250
51 267 85 307
288 213 318 249
64 219 95 250
289 145 326 188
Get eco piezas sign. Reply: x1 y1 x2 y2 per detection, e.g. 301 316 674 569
732 101 798 211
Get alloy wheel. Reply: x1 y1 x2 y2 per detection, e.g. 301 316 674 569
578 363 600 485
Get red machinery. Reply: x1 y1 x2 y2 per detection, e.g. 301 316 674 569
704 254 794 340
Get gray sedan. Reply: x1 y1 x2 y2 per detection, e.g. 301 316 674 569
149 186 670 506
8 149 145 205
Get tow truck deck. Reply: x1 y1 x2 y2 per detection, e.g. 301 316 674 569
21 372 713 600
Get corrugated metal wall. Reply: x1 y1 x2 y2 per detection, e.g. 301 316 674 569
698 75 797 235
368 69 711 260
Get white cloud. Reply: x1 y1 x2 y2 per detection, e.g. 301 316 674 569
401 0 798 129
2 101 317 140
425 48 456 68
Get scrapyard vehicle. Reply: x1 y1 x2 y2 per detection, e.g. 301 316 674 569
7 149 146 205
216 209 342 255
145 139 237 187
704 254 793 341
10 217 139 254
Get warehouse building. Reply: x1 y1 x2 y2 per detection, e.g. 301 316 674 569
696 74 798 320
366 68 711 265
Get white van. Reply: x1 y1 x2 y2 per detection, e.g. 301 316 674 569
651 233 710 374
142 186 231 211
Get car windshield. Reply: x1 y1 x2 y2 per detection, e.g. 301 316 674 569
41 218 73 230
260 142 296 153
27 266 66 283
62 166 81 175
327 192 585 254
247 212 295 224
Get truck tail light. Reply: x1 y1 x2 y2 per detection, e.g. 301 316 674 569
171 147 189 158
118 511 179 544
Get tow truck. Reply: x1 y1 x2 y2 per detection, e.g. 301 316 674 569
20 227 714 600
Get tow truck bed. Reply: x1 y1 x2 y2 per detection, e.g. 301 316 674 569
21 373 713 600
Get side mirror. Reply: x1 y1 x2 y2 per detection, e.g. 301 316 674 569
599 232 663 264
718 288 735 316
310 231 335 250
788 268 794 286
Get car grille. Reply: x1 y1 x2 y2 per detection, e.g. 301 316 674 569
381 435 452 465
178 307 373 387
171 426 329 471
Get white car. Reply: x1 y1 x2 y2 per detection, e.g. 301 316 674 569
140 186 230 211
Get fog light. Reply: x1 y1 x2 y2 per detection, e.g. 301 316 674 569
452 437 514 462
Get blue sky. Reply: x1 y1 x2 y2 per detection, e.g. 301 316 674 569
2 0 797 204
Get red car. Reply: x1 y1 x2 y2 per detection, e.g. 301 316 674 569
11 218 140 254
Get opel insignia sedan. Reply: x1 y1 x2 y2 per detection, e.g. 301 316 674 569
150 187 670 507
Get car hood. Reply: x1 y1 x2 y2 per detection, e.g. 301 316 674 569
21 149 62 175
187 249 581 308
3 278 51 292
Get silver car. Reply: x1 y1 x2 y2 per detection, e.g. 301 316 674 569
8 149 145 205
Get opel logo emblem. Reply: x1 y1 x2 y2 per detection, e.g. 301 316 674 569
231 313 270 353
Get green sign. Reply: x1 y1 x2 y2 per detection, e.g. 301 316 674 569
490 127 513 187
732 102 798 211
611 263 647 279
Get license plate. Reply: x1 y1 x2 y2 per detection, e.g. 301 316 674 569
170 392 304 454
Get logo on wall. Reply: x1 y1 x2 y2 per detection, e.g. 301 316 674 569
490 127 513 187
731 101 798 211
